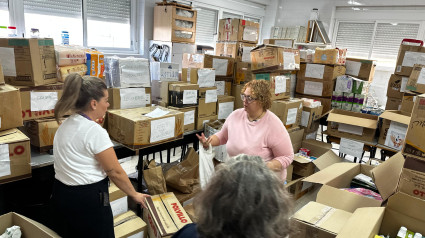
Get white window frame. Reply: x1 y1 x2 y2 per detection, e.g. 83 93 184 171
7 0 139 54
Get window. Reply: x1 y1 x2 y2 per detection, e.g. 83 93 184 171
244 16 260 23
195 7 218 46
87 0 132 49
0 0 9 27
222 11 242 19
23 0 83 45
335 22 375 59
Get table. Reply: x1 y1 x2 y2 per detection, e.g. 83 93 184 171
323 132 378 163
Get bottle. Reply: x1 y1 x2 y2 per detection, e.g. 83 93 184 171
61 30 69 45
0 26 7 37
397 227 407 238
7 26 17 37
30 28 39 38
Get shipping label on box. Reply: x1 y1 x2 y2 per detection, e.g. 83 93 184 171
189 68 215 87
296 78 334 97
270 99 303 128
254 72 290 100
250 45 300 71
298 63 346 81
0 129 31 184
0 38 57 86
217 96 235 120
108 87 151 110
395 44 425 76
168 106 197 132
150 62 179 82
300 106 323 130
345 58 376 81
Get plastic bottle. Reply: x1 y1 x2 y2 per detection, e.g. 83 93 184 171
397 227 407 238
30 28 39 38
61 30 69 45
413 233 422 238
0 26 7 37
7 26 18 37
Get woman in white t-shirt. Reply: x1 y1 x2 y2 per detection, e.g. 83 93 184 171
50 73 150 238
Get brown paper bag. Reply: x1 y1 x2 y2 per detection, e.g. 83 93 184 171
165 148 199 193
143 159 167 195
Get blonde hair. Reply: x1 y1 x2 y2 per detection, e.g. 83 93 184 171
241 80 272 110
54 73 107 123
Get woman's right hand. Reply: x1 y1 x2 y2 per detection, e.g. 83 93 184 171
196 133 210 149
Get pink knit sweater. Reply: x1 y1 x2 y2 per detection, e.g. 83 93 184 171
215 109 294 181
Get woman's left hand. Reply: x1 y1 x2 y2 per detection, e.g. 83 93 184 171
131 193 151 209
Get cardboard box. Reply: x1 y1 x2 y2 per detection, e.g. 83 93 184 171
168 83 199 108
288 127 304 153
234 62 252 84
400 93 418 115
218 18 260 43
395 43 425 76
0 38 57 86
0 84 23 131
0 64 4 85
250 44 300 71
290 201 353 237
168 106 197 132
108 87 151 110
403 94 425 157
16 83 64 121
150 62 179 82
217 95 235 120
296 77 335 97
253 72 291 100
292 139 342 177
270 99 303 129
0 212 60 238
144 192 192 238
303 163 386 212
109 182 128 217
298 63 346 81
107 106 184 149
181 54 235 77
303 121 319 139
215 77 232 96
336 193 425 238
385 97 402 111
327 109 379 142
334 75 369 95
188 68 215 87
24 118 59 149
183 204 196 223
167 184 201 207
114 211 147 238
262 38 294 48
196 114 218 130
231 84 244 109
313 48 347 65
387 74 408 99
198 86 217 98
345 58 376 81
399 155 425 201
378 110 410 150
198 98 217 117
300 105 323 131
104 57 151 88
295 93 332 114
0 129 31 184
151 81 186 104
407 64 425 93
215 41 256 62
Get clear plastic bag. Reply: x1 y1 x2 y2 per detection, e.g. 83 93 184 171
175 19 194 29
176 8 194 18
174 30 193 39
198 143 215 189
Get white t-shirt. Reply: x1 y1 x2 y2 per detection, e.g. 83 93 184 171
53 114 114 185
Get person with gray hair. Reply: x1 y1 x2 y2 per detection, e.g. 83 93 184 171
172 154 293 238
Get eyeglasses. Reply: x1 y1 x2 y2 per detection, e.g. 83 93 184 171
240 94 257 103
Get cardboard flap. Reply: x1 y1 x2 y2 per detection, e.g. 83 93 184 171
313 150 343 171
0 129 29 144
387 192 425 223
327 111 377 129
0 128 18 137
303 163 358 185
371 152 405 201
336 207 385 238
291 201 352 234
379 110 411 125
316 185 382 213
302 139 332 151
251 44 282 51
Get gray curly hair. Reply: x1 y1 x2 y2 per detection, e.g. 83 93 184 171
194 154 293 238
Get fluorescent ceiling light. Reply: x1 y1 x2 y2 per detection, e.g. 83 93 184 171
352 7 361 10
391 23 398 26
348 0 364 5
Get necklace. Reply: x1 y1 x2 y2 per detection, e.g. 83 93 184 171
78 112 92 121
249 111 264 122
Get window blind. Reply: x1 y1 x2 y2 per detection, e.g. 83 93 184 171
244 16 260 23
23 0 81 18
222 11 242 19
0 0 7 10
195 7 218 46
335 22 375 58
371 23 419 59
87 0 131 24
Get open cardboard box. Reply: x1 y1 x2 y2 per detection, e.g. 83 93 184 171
292 139 342 177
327 109 378 143
303 152 404 213
377 110 410 150
0 212 60 238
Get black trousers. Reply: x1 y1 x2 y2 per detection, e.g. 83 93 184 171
49 178 114 238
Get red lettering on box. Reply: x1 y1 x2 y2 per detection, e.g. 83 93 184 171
171 202 188 223
413 189 425 197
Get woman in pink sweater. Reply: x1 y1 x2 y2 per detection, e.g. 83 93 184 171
197 80 294 181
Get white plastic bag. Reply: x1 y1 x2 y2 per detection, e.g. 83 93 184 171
198 142 215 189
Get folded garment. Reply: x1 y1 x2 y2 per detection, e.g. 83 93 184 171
342 187 382 201
55 45 87 66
